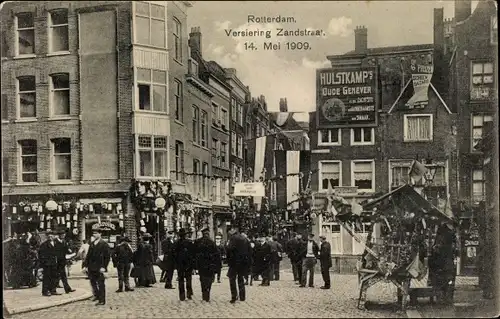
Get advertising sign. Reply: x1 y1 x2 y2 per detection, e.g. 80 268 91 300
316 66 378 128
233 182 265 197
405 54 433 109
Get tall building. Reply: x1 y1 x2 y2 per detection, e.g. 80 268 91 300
1 1 195 250
448 0 498 278
310 11 456 272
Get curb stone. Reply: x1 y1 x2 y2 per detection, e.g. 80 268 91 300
5 289 93 315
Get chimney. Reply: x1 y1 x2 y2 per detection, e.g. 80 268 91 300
433 8 445 94
189 26 202 55
279 98 288 112
354 26 368 54
455 0 471 23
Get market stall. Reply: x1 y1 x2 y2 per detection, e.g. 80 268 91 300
331 184 457 310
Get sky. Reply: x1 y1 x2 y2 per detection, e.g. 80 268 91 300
186 1 479 122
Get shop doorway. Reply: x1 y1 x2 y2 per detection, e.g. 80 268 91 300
143 215 166 257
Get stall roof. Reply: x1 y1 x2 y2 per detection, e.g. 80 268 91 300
362 184 453 221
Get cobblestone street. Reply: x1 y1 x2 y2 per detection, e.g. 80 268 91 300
11 271 405 318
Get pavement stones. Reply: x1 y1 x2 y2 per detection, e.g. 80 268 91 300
10 271 406 318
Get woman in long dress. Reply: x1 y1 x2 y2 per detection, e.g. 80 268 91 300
136 233 157 287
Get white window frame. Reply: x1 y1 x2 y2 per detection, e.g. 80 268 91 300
491 16 498 45
15 12 35 57
220 108 228 128
231 98 237 122
388 160 413 191
238 135 243 158
472 169 485 203
133 1 167 48
135 135 169 179
231 132 237 155
173 17 182 60
18 140 38 183
135 68 168 113
212 102 219 126
319 219 343 255
212 138 219 167
48 9 69 53
470 61 494 101
200 110 208 148
318 160 342 193
351 159 375 192
17 76 36 119
49 73 70 117
471 114 493 152
238 102 243 126
51 138 72 181
192 105 200 144
221 142 228 168
403 114 433 142
318 128 341 146
350 128 375 146
174 79 182 121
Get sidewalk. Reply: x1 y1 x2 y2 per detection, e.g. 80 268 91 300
408 277 499 318
3 280 93 316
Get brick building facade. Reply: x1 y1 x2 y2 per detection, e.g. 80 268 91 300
310 9 457 272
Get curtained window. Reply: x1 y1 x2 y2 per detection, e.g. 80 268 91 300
320 161 340 191
404 115 432 141
352 160 374 191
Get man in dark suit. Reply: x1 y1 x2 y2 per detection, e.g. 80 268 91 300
226 228 252 303
318 235 332 289
194 227 220 302
161 230 176 289
254 236 272 286
286 233 300 282
172 228 195 301
55 229 75 294
300 233 319 288
83 227 111 306
112 236 134 293
38 231 60 297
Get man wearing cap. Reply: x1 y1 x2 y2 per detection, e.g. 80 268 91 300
194 227 220 302
160 230 176 289
299 233 319 288
112 236 134 293
38 230 60 297
83 227 111 306
172 228 195 301
54 229 75 294
318 235 332 289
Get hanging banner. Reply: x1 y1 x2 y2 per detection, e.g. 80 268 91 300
405 54 433 109
233 183 265 197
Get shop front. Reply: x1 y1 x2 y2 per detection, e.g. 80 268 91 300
213 206 233 244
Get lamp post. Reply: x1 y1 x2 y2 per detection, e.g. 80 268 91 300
154 197 166 255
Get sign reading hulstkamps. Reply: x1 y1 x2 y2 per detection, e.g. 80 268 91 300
316 66 378 128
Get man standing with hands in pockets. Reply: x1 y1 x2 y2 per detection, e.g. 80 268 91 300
318 235 332 289
83 227 111 306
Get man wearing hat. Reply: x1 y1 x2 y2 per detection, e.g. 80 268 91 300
54 229 75 294
172 228 195 301
135 233 156 287
226 227 252 303
38 230 60 296
194 227 220 302
299 233 319 288
112 236 134 292
160 230 176 289
82 227 111 306
318 235 332 289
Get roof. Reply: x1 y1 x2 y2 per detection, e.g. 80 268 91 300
329 44 434 59
387 81 452 114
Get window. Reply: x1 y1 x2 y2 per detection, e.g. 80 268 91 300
16 12 35 56
220 179 227 204
212 138 218 166
318 129 340 145
231 132 237 155
19 140 37 183
471 62 494 100
352 160 375 191
404 115 432 141
212 180 218 202
1 94 7 121
192 105 199 143
135 1 166 48
237 103 243 126
193 159 200 195
491 16 497 45
471 115 493 151
238 135 243 158
174 79 183 120
202 162 209 199
351 128 374 145
212 103 219 125
2 156 8 183
175 141 184 182
319 161 341 191
48 9 69 52
201 111 208 147
137 68 167 112
472 169 485 202
231 98 237 122
221 142 227 168
231 163 236 183
173 18 181 60
18 76 36 118
389 160 413 189
137 135 168 177
52 138 71 180
246 122 252 139
221 109 228 128
50 73 69 116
